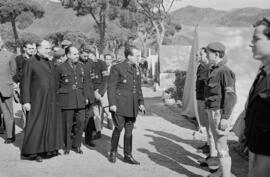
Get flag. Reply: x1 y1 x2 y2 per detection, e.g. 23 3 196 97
181 26 201 128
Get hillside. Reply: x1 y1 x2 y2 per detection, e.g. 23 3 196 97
171 6 270 27
26 0 95 36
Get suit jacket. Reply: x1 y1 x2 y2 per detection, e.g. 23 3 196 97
13 54 29 83
107 60 144 118
245 71 270 156
0 48 16 97
56 61 90 109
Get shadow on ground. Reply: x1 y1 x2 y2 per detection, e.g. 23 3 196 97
144 96 197 131
138 129 206 177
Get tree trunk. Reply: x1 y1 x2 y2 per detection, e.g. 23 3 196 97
10 17 21 54
99 22 105 55
152 20 166 85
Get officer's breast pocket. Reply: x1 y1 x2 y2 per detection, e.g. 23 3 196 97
119 72 128 84
61 74 71 85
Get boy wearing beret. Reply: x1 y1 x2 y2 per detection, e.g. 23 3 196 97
204 42 237 177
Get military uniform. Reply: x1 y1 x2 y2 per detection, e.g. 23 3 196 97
108 59 144 163
57 60 91 153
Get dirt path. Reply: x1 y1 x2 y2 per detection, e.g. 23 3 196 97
0 87 248 177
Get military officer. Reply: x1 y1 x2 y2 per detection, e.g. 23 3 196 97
204 42 237 177
57 46 91 154
108 45 145 165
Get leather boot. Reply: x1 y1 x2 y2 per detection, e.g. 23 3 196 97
109 151 116 163
111 130 120 152
123 155 140 165
124 135 132 155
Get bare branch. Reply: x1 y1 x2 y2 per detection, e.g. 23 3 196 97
161 0 166 12
136 0 154 21
89 10 100 26
166 0 175 13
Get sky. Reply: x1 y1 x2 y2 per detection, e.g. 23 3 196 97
170 0 270 11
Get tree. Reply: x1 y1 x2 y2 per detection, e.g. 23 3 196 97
61 0 135 54
0 0 44 53
45 30 93 48
134 0 177 84
61 0 109 54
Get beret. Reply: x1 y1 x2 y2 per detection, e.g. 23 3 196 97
206 42 226 53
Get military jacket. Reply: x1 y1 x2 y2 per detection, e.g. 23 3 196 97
56 61 90 109
108 60 144 118
204 62 236 120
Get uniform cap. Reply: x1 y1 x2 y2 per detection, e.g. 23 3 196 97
206 42 226 53
54 49 65 57
81 45 94 53
61 40 72 47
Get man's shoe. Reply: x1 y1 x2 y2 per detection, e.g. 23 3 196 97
85 141 96 147
197 144 210 154
109 152 116 163
35 156 43 162
50 150 61 157
123 155 140 165
93 131 102 140
73 147 83 154
64 149 70 155
4 137 15 144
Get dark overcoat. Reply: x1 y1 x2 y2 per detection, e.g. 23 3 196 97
245 72 270 156
20 55 63 155
107 60 144 118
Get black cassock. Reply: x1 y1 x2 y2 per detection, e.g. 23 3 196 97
21 55 63 155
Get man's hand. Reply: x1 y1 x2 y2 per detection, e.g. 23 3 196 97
219 119 231 131
139 105 146 115
109 105 117 112
95 90 101 100
85 99 89 105
23 103 31 112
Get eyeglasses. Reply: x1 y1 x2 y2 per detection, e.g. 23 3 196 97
253 17 270 27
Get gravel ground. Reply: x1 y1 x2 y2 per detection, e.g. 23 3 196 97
0 87 248 177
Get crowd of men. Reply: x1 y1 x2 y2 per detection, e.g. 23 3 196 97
1 16 270 177
0 36 145 165
195 17 270 177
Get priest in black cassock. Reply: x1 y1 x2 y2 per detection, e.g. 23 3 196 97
20 40 63 162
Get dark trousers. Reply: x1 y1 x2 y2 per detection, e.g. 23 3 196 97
111 113 135 155
84 105 95 143
0 94 15 138
62 109 85 150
